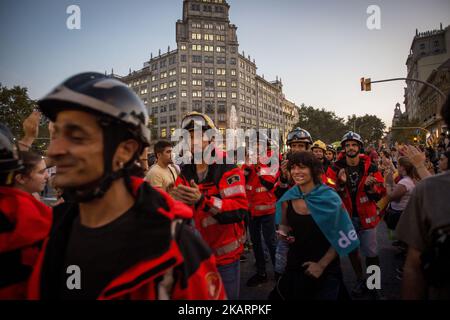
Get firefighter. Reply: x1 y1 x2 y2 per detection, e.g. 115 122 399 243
0 124 52 299
326 131 386 299
27 72 225 300
326 144 337 164
311 140 331 173
242 132 278 287
171 112 248 300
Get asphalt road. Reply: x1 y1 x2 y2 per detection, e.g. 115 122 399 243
239 222 403 300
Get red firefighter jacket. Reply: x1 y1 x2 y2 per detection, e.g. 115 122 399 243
0 187 52 299
242 162 278 217
176 162 248 267
326 154 386 229
27 178 226 300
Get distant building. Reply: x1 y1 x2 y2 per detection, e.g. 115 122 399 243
417 58 450 138
114 0 298 145
404 24 450 122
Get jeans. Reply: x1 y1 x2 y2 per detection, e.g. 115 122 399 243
217 260 240 300
249 214 277 274
275 239 289 275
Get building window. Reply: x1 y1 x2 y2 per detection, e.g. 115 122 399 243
204 68 214 75
205 103 215 113
205 79 215 88
191 22 202 29
216 35 225 42
151 75 157 81
217 80 226 87
231 69 236 76
181 67 187 74
192 33 202 40
230 58 236 65
169 80 177 88
181 79 187 85
204 34 214 41
231 81 237 87
192 55 202 63
169 69 177 76
160 60 166 68
181 55 187 62
160 83 167 90
192 79 202 86
192 44 202 51
161 128 167 138
216 46 225 53
205 91 215 98
180 44 187 50
192 67 202 75
160 72 167 79
191 4 200 11
151 85 158 92
181 91 187 97
204 56 214 64
169 56 176 65
193 101 202 112
204 45 214 52
216 68 226 75
193 91 202 98
218 104 226 113
217 57 226 64
217 91 226 98
231 92 237 99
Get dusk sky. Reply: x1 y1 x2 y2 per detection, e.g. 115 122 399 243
1 0 450 128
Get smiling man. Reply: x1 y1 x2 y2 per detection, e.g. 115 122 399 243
27 72 225 300
326 131 386 299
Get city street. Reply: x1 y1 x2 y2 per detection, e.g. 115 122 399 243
240 221 402 300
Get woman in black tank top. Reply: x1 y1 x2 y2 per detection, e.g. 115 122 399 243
271 152 346 300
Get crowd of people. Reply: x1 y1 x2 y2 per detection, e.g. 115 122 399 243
1 72 449 300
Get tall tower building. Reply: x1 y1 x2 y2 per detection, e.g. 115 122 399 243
118 0 298 143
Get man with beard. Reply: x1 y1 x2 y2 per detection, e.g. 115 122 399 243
326 132 386 299
145 140 178 192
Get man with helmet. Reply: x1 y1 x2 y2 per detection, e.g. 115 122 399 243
0 124 52 299
277 127 313 198
27 73 225 300
311 140 331 173
326 145 337 164
326 131 386 299
171 111 248 300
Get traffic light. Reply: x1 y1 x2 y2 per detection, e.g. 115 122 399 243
360 78 372 91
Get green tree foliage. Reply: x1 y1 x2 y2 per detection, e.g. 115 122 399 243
347 114 386 143
293 104 348 143
0 84 49 153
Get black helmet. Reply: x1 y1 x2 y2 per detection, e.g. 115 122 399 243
0 123 23 174
326 144 336 154
38 72 150 202
38 72 150 147
341 131 364 147
286 127 313 146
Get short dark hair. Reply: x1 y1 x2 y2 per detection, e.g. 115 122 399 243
441 93 450 128
154 140 172 157
287 151 323 185
17 151 43 176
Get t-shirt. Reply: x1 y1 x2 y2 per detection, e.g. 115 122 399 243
396 171 450 299
145 163 178 191
390 176 415 211
346 164 364 216
60 207 137 300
